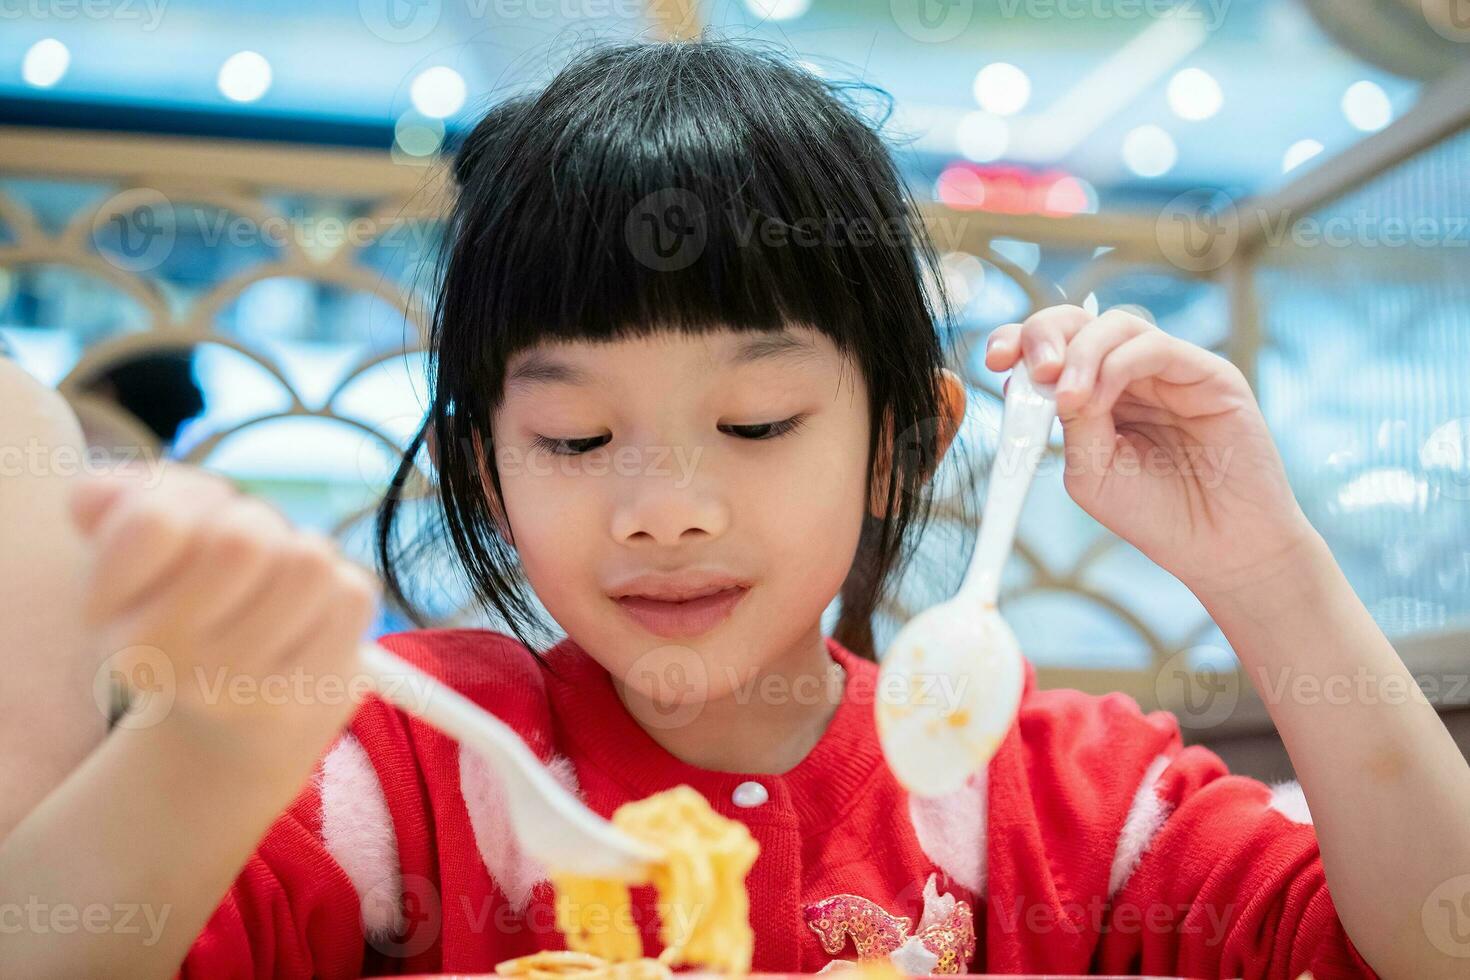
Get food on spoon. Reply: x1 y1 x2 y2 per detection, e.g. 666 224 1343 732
875 602 1026 798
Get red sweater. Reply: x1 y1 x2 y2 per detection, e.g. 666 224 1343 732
177 629 1380 979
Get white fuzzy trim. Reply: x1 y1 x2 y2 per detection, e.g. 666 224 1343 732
1107 753 1174 898
319 734 403 939
1267 779 1313 825
915 872 956 932
816 960 857 973
460 744 582 912
907 767 987 896
890 933 941 975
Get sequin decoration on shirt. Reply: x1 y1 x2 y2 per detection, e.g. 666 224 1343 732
802 873 976 974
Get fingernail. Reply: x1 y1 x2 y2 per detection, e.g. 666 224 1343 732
1058 366 1080 391
1038 343 1061 365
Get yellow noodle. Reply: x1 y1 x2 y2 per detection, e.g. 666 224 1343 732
548 785 760 975
494 950 603 974
494 949 673 980
550 872 642 962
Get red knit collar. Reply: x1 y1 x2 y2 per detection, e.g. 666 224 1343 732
541 634 885 831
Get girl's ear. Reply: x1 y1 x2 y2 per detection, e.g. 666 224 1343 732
866 410 895 519
867 368 967 519
933 366 967 462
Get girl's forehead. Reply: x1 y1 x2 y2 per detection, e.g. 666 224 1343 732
504 326 840 390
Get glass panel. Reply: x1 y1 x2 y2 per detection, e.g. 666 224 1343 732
1255 128 1470 639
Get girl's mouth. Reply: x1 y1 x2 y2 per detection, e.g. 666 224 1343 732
613 586 750 639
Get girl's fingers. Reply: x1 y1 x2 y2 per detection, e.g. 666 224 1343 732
256 558 378 722
983 323 1021 371
984 305 1093 378
212 532 348 667
1018 305 1093 382
287 569 382 731
990 306 1226 421
104 524 321 664
138 497 292 632
1090 332 1199 419
1053 310 1154 416
84 475 239 625
297 563 379 677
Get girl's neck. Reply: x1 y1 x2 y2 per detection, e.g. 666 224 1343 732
611 625 845 775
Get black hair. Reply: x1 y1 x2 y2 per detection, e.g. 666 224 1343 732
376 36 968 661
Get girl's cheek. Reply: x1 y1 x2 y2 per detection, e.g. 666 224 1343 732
502 460 616 544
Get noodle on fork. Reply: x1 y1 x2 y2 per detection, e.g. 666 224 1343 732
546 785 760 975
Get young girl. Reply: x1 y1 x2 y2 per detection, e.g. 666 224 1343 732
3 38 1466 980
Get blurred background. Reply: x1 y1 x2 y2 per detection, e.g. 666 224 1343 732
2 0 1467 776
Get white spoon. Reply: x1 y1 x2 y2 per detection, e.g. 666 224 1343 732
359 642 663 881
876 359 1058 798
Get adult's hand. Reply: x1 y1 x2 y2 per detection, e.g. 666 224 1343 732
0 359 106 842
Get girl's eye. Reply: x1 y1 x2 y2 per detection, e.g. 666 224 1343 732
720 414 809 441
529 415 808 456
530 434 610 456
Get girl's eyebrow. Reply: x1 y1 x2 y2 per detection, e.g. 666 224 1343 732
505 333 818 392
505 354 594 392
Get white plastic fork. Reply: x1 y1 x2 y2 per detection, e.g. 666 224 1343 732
358 642 663 881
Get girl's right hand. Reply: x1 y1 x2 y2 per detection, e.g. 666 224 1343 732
69 463 380 750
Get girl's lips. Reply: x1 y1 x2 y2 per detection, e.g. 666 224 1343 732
614 586 749 638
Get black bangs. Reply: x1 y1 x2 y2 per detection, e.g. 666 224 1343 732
440 39 941 388
378 37 966 660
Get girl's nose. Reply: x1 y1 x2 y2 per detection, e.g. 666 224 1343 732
610 477 730 548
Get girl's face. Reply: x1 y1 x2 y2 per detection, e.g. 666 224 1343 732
489 325 871 706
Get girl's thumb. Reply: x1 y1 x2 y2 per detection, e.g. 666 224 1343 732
1058 402 1117 499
